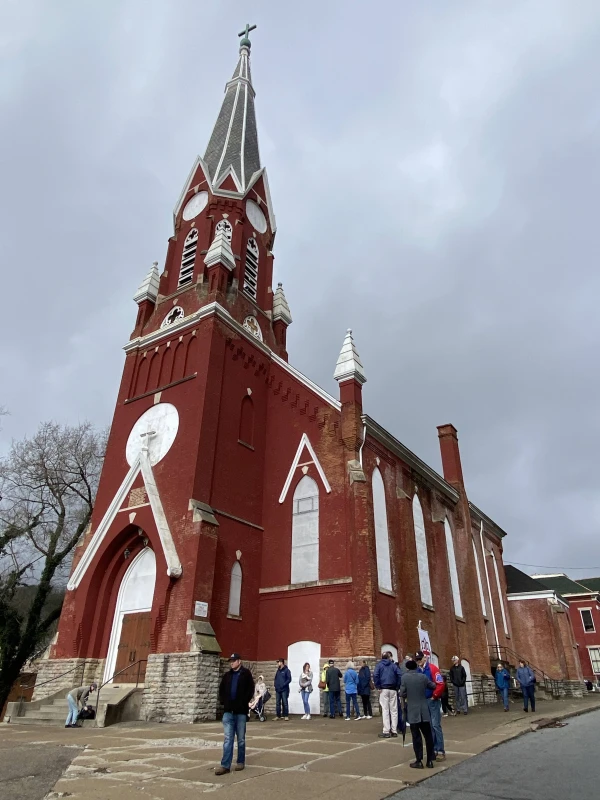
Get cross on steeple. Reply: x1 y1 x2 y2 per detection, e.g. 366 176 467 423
238 23 256 47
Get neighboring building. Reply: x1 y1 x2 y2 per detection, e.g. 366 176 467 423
29 30 579 722
504 566 583 687
532 574 600 682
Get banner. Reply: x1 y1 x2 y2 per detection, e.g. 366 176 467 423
418 627 431 658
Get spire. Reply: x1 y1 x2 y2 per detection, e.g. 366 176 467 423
334 329 367 385
272 282 292 325
133 261 160 304
204 229 236 272
203 25 260 193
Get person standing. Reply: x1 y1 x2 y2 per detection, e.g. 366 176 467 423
320 663 329 717
449 656 468 715
299 662 313 720
65 683 97 728
274 658 292 720
358 660 373 719
416 651 446 761
440 675 455 717
374 650 402 738
343 661 361 720
215 654 255 775
399 660 436 769
326 659 343 718
495 663 511 711
516 660 536 712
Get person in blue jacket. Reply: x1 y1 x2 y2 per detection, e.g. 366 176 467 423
274 658 292 720
495 663 511 711
343 661 361 720
516 660 536 712
374 651 402 738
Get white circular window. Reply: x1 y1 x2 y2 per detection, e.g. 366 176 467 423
126 403 179 467
246 199 267 234
243 315 263 341
161 306 184 328
182 191 208 221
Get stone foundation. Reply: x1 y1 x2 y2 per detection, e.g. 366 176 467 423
140 652 221 723
31 658 104 702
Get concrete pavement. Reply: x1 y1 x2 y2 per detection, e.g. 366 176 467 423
1 694 599 799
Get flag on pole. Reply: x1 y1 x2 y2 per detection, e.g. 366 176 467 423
418 626 432 658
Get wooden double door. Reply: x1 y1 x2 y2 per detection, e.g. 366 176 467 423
114 612 151 683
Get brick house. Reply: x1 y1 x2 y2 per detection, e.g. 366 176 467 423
28 31 582 721
532 574 600 682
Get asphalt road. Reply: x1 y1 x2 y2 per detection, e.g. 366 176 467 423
0 740 81 800
392 708 600 799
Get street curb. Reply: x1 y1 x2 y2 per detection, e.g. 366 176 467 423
385 699 600 797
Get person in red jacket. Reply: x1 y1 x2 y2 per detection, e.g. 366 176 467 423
416 651 446 761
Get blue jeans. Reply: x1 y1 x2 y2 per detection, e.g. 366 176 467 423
301 690 311 715
65 695 79 726
427 698 445 754
522 685 535 711
329 690 342 716
500 686 510 709
345 693 360 717
221 712 247 769
276 689 289 717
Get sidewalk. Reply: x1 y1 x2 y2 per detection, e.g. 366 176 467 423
3 694 600 800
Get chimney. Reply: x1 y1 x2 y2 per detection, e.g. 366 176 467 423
437 424 464 486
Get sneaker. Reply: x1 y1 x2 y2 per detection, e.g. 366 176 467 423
436 753 446 761
234 764 245 771
443 713 449 718
306 714 311 720
214 767 230 775
329 715 335 719
390 732 398 738
274 716 282 721
355 715 363 720
284 716 289 721
344 717 351 721
378 732 391 738
301 714 307 719
366 715 372 719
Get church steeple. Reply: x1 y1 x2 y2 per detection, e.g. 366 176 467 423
203 25 260 193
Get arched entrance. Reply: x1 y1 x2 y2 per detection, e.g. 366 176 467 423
382 643 398 662
287 641 321 715
103 548 156 684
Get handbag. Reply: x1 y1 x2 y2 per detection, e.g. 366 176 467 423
318 679 326 690
369 679 375 690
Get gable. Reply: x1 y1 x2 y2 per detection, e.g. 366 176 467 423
279 433 331 503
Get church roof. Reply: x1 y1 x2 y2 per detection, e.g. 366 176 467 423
203 34 261 193
505 565 550 594
531 573 595 596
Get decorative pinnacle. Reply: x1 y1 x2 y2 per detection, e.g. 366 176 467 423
238 23 256 48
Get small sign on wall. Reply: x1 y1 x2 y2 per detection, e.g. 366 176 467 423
194 601 208 618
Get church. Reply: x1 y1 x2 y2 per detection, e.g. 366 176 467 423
36 28 582 722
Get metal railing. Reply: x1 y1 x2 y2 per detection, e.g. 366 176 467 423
17 661 87 716
488 645 562 697
93 659 147 723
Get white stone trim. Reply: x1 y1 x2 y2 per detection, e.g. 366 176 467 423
138 450 182 577
279 433 332 504
507 590 569 608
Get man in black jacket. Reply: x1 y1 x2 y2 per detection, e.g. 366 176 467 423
215 653 255 776
449 656 468 715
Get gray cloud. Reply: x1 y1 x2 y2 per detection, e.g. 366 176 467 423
2 0 600 576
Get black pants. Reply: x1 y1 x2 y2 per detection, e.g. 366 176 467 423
441 695 453 715
410 721 435 764
360 694 372 716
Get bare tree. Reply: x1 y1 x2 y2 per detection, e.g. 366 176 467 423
0 421 105 712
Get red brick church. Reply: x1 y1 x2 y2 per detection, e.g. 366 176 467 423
38 28 583 721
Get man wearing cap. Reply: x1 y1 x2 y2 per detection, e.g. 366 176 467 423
215 654 255 776
449 656 468 715
399 659 436 769
416 651 446 761
373 650 402 738
274 658 292 720
65 683 97 728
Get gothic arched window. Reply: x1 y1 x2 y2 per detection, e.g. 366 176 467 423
178 228 198 287
228 561 242 617
413 494 433 607
291 476 319 584
243 238 259 300
372 467 392 592
444 517 463 617
215 219 232 242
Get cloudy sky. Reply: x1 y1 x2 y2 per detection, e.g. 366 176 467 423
1 0 599 577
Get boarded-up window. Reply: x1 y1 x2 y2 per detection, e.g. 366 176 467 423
291 476 319 584
228 562 242 616
444 518 463 618
413 494 433 607
372 468 392 592
472 539 487 616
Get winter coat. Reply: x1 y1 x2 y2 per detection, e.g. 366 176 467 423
343 668 359 695
357 665 371 695
449 664 467 688
516 666 535 688
399 671 436 724
495 668 511 690
219 667 255 714
419 661 445 700
299 670 313 693
373 658 402 689
326 666 342 692
321 666 329 692
274 665 292 692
